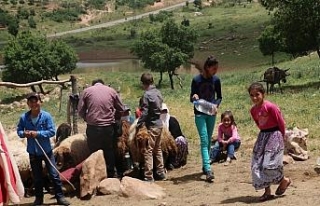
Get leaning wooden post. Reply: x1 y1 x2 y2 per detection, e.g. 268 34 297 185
70 75 79 134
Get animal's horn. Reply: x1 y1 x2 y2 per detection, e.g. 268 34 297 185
285 68 290 72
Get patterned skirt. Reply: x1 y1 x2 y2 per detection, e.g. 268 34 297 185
172 136 189 168
251 130 284 190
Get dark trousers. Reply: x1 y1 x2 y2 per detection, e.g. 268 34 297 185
29 151 64 199
86 124 117 177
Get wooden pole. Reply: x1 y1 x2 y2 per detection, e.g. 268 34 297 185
70 75 79 134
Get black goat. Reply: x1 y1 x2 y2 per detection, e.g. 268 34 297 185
55 123 72 147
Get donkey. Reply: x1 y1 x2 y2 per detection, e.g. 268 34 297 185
261 67 290 94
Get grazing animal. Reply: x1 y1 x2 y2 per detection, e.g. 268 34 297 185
261 67 290 94
55 123 72 147
115 120 132 175
128 119 178 174
53 133 90 171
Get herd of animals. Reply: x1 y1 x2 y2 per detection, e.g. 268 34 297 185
12 118 179 197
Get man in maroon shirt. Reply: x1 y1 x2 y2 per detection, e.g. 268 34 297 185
78 79 125 178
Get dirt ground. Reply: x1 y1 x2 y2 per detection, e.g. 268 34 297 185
17 141 320 206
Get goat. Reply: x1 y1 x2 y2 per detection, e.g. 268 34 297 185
55 123 72 148
261 67 290 94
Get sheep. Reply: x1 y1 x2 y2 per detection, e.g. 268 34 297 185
128 119 178 171
53 133 90 172
115 120 133 175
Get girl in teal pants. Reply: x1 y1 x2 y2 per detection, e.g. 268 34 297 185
190 56 222 183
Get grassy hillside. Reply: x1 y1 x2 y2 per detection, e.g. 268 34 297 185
0 1 319 151
0 52 319 152
59 2 291 70
1 2 291 70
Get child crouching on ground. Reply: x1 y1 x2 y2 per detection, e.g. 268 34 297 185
210 110 241 166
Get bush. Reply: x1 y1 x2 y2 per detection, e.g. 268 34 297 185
43 7 84 23
17 7 29 19
28 16 36 28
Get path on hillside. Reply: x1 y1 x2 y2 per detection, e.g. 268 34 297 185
48 0 194 37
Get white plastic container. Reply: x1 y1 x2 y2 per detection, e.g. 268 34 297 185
193 99 217 115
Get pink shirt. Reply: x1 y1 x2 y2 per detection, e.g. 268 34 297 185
217 123 240 143
250 100 285 136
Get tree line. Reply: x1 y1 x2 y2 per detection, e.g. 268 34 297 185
1 1 319 90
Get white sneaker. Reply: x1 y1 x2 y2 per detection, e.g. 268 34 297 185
224 157 231 166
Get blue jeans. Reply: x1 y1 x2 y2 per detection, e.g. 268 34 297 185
29 151 64 199
195 114 216 172
210 140 241 161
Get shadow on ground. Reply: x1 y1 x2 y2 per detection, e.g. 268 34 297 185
169 171 204 184
220 195 285 204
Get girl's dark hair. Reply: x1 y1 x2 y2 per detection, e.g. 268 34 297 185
221 110 236 126
248 82 265 94
204 55 218 70
140 73 154 85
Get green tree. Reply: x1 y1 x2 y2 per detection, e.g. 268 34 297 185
28 16 36 28
258 25 283 65
131 19 197 89
49 40 78 81
7 17 19 36
194 0 202 10
2 31 78 92
260 0 320 58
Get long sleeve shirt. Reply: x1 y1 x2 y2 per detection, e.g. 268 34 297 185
78 83 124 126
137 85 163 128
190 74 222 115
250 100 286 136
17 110 55 156
217 123 240 143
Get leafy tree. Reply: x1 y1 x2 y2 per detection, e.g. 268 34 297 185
260 0 320 58
7 17 19 37
194 0 202 10
28 16 36 28
28 0 34 5
258 25 283 65
17 7 29 19
10 0 17 5
2 31 78 92
131 19 197 89
49 40 78 81
181 17 190 26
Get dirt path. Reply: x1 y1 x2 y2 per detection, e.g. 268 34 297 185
19 144 320 206
48 0 193 37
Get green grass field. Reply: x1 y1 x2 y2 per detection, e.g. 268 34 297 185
0 1 319 151
1 52 319 152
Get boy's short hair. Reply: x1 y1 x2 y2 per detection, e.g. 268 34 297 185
140 73 154 85
26 92 41 102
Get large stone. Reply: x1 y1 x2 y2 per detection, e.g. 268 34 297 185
120 176 166 199
98 178 121 195
80 150 107 198
283 155 295 165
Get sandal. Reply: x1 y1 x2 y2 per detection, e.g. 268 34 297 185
275 178 292 196
259 193 274 202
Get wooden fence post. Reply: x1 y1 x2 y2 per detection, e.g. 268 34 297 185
70 75 79 134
